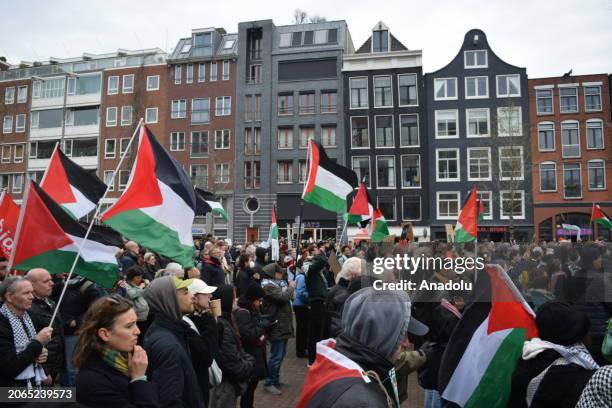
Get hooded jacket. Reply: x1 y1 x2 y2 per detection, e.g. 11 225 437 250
261 264 294 341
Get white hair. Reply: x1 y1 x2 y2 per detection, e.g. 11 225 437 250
336 257 363 284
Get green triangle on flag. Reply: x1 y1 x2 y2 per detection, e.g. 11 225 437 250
371 208 390 243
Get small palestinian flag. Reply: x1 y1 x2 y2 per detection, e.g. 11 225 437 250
591 204 612 229
10 181 122 288
302 140 358 213
195 188 229 221
455 187 478 243
347 183 374 226
40 146 107 219
0 191 19 259
477 198 485 222
267 207 279 261
101 125 197 268
371 208 390 243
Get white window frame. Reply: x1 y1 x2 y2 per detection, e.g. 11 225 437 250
464 76 489 99
435 148 460 182
433 77 458 101
499 190 525 220
2 116 12 134
170 132 185 151
107 76 119 95
118 170 130 191
436 191 460 220
558 85 578 113
198 63 206 83
374 114 395 148
15 114 26 133
104 170 115 191
276 161 292 184
13 144 24 163
397 73 418 107
190 131 209 157
373 75 393 108
376 196 397 221
563 163 582 199
171 99 187 119
464 50 488 69
350 116 370 149
584 85 602 112
535 88 554 115
17 85 28 103
587 160 606 191
349 76 369 109
496 106 523 137
351 156 371 188
122 74 134 94
215 96 231 116
400 154 421 189
1 145 10 164
321 126 336 148
186 64 193 84
222 60 230 81
105 139 116 159
586 119 604 150
399 114 420 147
466 108 490 138
4 87 15 104
539 161 557 192
120 106 132 126
106 107 118 127
375 155 396 189
401 196 422 221
537 122 556 152
145 107 158 124
146 75 160 91
214 129 231 150
120 138 130 155
498 146 524 181
477 191 493 220
561 120 580 158
210 62 217 81
467 147 492 181
174 65 182 85
496 74 521 97
435 109 459 139
12 174 23 194
277 127 293 150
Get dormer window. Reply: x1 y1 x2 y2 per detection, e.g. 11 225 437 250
464 50 488 68
194 32 212 48
372 30 389 53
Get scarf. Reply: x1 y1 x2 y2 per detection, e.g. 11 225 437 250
522 338 599 370
576 366 612 408
100 347 129 376
0 303 47 388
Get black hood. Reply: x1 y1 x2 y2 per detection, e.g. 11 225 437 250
255 247 267 263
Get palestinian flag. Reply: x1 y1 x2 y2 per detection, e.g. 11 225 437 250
9 181 122 288
195 188 229 221
302 140 358 213
0 191 19 259
101 125 197 268
40 145 107 219
455 187 478 243
347 183 374 226
477 198 485 222
439 264 538 408
267 207 279 261
371 208 390 243
591 204 612 229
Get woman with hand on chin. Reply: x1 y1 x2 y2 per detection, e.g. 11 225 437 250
74 295 159 408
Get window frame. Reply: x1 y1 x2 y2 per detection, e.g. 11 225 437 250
349 76 369 109
537 122 555 152
118 170 130 191
561 120 581 158
170 131 186 151
222 60 230 81
146 75 160 91
198 63 206 83
433 77 458 101
145 107 158 124
174 65 182 85
210 62 218 81
120 105 133 126
105 107 118 127
277 127 293 150
276 161 293 184
559 86 578 113
15 114 25 133
214 129 231 150
496 74 521 98
4 87 15 104
466 108 490 138
436 191 461 220
104 170 115 191
400 153 421 189
12 174 23 194
373 75 393 108
464 50 488 69
535 88 554 115
351 156 371 188
17 85 28 103
376 196 397 221
2 115 12 134
214 163 230 184
584 85 602 112
215 96 231 116
539 161 557 192
496 106 523 137
171 99 187 119
436 148 460 182
477 191 493 220
499 190 525 220
104 139 116 159
1 145 11 164
374 114 395 149
375 155 396 189
587 159 606 191
435 109 459 139
397 73 418 107
13 144 24 163
586 119 604 150
399 114 420 147
350 116 370 149
321 126 336 148
122 74 134 94
401 195 422 221
190 131 209 158
498 146 524 181
464 76 489 99
563 163 582 199
467 147 492 181
191 98 210 124
186 64 194 84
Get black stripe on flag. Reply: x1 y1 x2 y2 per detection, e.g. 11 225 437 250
194 188 218 216
58 148 107 204
313 140 358 189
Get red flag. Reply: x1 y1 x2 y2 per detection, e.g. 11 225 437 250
0 192 20 259
348 183 370 216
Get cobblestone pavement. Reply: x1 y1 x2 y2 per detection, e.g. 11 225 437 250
253 338 425 408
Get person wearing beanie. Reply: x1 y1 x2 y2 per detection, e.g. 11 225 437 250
305 256 329 366
508 302 598 408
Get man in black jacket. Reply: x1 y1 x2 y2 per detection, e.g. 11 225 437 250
201 247 226 287
305 256 329 366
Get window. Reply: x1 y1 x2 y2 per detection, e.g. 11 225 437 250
559 87 578 113
279 33 291 47
298 92 315 114
398 74 417 106
584 86 602 111
17 86 27 103
298 160 307 184
171 100 187 119
538 122 555 151
399 115 419 147
321 126 336 148
174 65 182 84
561 121 580 158
321 91 337 113
496 107 522 136
215 129 230 149
2 116 12 133
12 174 23 194
436 149 460 181
191 165 208 188
277 128 293 149
4 87 15 104
31 109 62 129
222 61 230 80
15 114 25 132
106 76 119 95
66 75 101 96
374 76 392 107
120 138 130 155
278 93 294 116
104 171 115 191
588 160 606 190
66 138 97 157
563 164 582 198
540 162 557 192
499 146 524 180
496 74 521 97
299 127 315 149
500 190 525 219
434 78 457 100
464 50 488 68
210 62 217 81
468 147 491 181
122 74 134 93
118 170 130 191
147 75 160 91
33 78 65 99
0 174 9 190
376 156 396 188
351 117 369 148
314 30 327 44
402 196 421 221
106 107 118 127
191 131 208 157
477 191 492 220
194 32 211 48
105 139 116 159
372 30 389 53
170 132 185 151
536 89 553 114
378 196 396 221
145 107 158 124
29 140 58 159
186 64 193 84
192 98 210 123
586 120 604 149
253 128 261 154
375 115 394 148
277 161 292 184
465 76 488 98
328 29 338 43
198 63 206 82
350 77 368 108
401 155 420 188
65 107 98 127
215 96 231 116
1 145 10 163
121 106 132 126
352 156 371 187
466 108 490 137
248 64 262 84
435 110 458 138
437 192 460 219
244 162 261 189
13 145 24 163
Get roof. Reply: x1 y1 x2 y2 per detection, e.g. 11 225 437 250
167 31 237 62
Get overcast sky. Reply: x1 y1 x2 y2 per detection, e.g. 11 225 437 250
2 0 611 77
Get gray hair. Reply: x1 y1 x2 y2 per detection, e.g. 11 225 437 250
0 276 28 302
336 257 363 284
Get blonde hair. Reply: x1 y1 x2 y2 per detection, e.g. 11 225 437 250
336 257 363 284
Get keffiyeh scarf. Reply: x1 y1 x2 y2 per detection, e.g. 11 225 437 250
576 365 612 408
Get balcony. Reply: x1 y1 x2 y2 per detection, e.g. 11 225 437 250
64 123 99 137
30 126 62 140
28 155 98 171
66 92 101 107
31 96 64 110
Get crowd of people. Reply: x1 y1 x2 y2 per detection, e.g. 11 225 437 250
0 235 610 407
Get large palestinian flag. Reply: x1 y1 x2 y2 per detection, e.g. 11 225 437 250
101 125 197 268
302 140 358 213
591 204 612 229
10 181 122 288
0 191 19 259
347 182 374 227
439 265 538 408
194 188 229 221
40 146 107 219
455 187 478 243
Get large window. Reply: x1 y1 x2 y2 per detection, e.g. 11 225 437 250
321 91 337 113
191 131 208 157
588 160 605 190
436 149 459 181
277 127 293 149
500 190 525 219
434 78 457 100
499 146 524 180
31 109 63 129
538 122 555 151
215 130 230 150
401 155 420 188
64 138 98 157
399 115 419 147
29 139 59 159
191 165 208 188
298 92 315 114
464 50 488 68
559 87 578 113
536 89 553 114
539 162 557 192
33 78 65 99
65 107 99 127
374 76 392 107
170 132 185 151
352 156 371 187
402 196 421 221
171 100 187 119
376 156 396 188
497 107 522 136
467 148 491 181
496 74 521 97
563 163 582 199
466 108 490 137
215 96 231 116
277 161 292 184
244 161 260 189
106 107 117 127
146 75 159 91
191 98 210 123
375 115 394 148
372 30 389 52
350 77 368 108
277 93 294 115
584 86 602 111
321 126 336 148
215 163 229 184
351 117 369 148
299 127 314 149
398 74 417 106
561 121 580 158
586 120 604 149
465 76 488 99
67 75 102 96
437 192 460 219
435 110 458 138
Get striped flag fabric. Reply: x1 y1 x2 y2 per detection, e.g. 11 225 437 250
371 208 390 243
267 207 279 261
0 191 19 259
195 188 229 221
40 146 107 219
455 187 478 243
101 125 197 268
10 181 122 288
591 204 612 229
347 182 374 226
302 140 358 213
439 264 538 408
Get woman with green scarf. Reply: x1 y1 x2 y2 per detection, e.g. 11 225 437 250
73 295 159 407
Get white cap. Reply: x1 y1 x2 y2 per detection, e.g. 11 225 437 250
188 279 217 295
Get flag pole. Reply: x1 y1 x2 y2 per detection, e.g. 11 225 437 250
6 175 31 275
48 118 144 327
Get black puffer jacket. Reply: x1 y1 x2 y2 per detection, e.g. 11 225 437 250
184 312 219 407
28 297 65 375
200 257 225 287
0 312 44 387
234 304 267 380
324 278 350 338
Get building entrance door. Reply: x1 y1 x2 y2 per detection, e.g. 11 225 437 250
246 227 259 243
